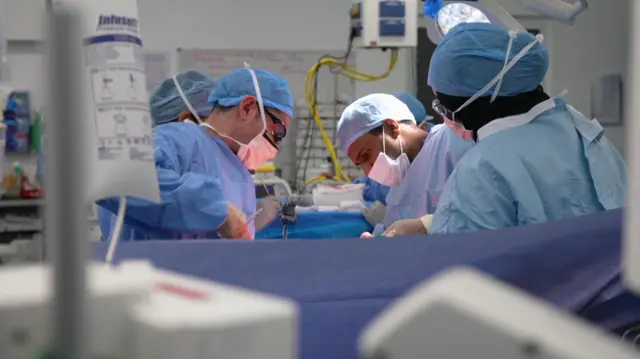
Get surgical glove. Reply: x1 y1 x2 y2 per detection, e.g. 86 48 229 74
383 218 428 237
360 232 375 239
254 196 281 231
219 202 252 239
362 201 387 226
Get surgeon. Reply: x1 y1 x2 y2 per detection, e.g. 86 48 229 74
353 92 434 204
383 22 627 237
151 70 215 126
98 70 216 241
393 92 435 130
97 67 293 240
337 93 474 236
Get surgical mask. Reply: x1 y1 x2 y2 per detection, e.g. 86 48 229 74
432 99 474 140
447 31 545 138
443 116 474 141
173 63 269 159
368 128 410 187
237 136 278 170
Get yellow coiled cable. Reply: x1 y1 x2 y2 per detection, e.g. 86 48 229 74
303 49 399 185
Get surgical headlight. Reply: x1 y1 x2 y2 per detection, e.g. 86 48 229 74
436 3 490 36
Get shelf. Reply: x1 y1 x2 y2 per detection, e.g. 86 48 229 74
0 199 43 208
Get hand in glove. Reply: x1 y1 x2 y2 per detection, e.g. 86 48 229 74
218 202 252 239
254 196 281 231
383 215 432 237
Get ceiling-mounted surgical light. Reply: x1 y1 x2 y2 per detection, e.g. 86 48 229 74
423 0 526 45
436 3 490 36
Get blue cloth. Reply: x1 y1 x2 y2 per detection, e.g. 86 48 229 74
428 22 549 97
92 209 637 359
337 93 416 152
377 124 474 234
255 211 373 239
98 206 138 241
430 98 627 234
150 70 215 126
393 92 427 123
209 68 294 118
353 177 390 205
97 122 257 240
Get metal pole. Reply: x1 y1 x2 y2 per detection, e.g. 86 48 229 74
46 7 89 359
624 0 640 287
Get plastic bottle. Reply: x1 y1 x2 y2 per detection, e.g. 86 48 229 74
30 110 43 153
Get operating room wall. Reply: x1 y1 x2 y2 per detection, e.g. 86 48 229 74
543 0 631 157
1 0 631 181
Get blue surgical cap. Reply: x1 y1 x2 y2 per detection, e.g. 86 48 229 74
337 93 416 153
428 22 549 98
393 92 427 123
208 68 294 118
149 70 215 126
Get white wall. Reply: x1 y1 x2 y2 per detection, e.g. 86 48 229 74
544 0 631 156
1 0 631 168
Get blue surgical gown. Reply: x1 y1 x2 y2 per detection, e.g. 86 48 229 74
98 206 137 241
354 177 390 205
97 122 257 240
430 98 627 234
373 124 474 234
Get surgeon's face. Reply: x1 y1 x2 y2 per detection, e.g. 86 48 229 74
233 96 289 147
347 120 402 175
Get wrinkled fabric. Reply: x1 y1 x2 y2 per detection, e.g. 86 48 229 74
430 99 627 234
337 93 416 153
92 208 627 359
150 70 215 126
208 68 294 118
353 176 391 205
393 92 427 123
428 22 549 97
97 122 256 240
374 124 474 234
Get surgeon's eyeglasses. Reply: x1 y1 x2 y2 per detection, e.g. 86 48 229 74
264 109 287 146
432 99 451 119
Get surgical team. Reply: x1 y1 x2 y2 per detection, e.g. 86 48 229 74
97 22 627 240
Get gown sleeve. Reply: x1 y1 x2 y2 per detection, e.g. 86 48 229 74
97 127 228 233
429 156 516 234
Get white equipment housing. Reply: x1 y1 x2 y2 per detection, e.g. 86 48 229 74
360 268 639 359
0 261 153 359
0 261 298 359
353 0 419 48
126 264 298 359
